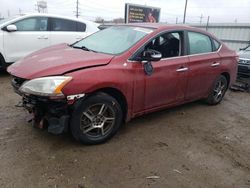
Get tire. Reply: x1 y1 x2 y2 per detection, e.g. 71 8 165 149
0 54 6 70
206 75 228 105
70 92 123 145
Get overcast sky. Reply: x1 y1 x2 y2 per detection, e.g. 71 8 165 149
1 0 250 23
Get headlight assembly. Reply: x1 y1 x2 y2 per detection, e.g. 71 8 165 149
19 76 72 97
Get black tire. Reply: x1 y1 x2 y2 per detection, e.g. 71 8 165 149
70 92 123 145
0 54 6 70
206 75 228 105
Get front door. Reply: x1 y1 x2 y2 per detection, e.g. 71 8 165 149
144 56 189 109
132 31 189 113
3 16 50 63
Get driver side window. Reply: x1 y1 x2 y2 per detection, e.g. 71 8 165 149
143 32 182 59
14 17 48 31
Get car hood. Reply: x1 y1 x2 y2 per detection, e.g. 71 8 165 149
7 43 114 79
238 50 250 59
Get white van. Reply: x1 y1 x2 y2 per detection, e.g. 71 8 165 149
0 13 99 69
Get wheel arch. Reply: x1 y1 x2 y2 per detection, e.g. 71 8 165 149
0 52 6 69
221 72 230 88
92 87 128 122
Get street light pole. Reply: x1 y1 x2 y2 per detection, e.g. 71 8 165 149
183 0 188 24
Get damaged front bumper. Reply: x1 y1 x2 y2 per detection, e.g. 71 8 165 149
22 94 70 134
11 76 86 134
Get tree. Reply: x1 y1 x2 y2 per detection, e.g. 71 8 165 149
112 18 125 24
95 17 104 24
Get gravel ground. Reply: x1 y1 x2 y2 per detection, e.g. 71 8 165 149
0 71 250 188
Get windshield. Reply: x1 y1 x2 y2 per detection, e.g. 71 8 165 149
0 16 18 25
72 26 154 55
245 46 250 51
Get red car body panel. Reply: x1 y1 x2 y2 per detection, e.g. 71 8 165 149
8 43 114 79
7 24 238 122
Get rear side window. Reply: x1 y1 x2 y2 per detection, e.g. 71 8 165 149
51 18 76 31
14 17 48 31
50 18 86 32
77 22 86 32
188 32 212 55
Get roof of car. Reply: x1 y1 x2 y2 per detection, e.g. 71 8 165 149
0 13 99 27
23 13 97 24
113 23 214 37
119 23 196 30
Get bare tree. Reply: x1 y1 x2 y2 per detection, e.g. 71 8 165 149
112 18 125 24
95 17 104 24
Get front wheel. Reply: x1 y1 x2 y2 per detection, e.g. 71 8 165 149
205 75 228 105
0 54 6 70
70 92 123 145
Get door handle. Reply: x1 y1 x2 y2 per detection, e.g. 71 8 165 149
176 67 188 72
211 62 220 67
37 36 48 39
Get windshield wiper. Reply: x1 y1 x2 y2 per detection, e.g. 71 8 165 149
72 45 97 53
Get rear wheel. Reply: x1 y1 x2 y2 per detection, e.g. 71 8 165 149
206 75 228 105
70 92 123 144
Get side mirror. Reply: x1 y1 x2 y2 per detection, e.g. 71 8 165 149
6 24 17 32
142 49 162 62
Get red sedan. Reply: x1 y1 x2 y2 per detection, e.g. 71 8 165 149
8 23 238 144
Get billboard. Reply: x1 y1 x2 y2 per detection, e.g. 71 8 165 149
125 3 161 23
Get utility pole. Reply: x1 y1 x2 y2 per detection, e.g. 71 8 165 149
19 8 22 15
183 0 188 24
176 17 178 24
76 0 80 18
199 14 203 24
7 10 10 17
206 16 210 31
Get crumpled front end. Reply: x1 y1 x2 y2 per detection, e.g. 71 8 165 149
11 76 71 134
22 94 70 134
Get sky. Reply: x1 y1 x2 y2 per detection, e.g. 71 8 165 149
1 0 250 24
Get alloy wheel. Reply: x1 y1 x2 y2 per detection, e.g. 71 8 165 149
80 103 115 138
213 79 226 102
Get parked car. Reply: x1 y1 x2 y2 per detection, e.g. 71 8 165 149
0 13 99 69
238 45 250 77
8 24 238 144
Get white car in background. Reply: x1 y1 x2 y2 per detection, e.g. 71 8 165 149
0 13 99 69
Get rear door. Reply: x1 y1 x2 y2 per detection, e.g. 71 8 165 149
49 17 88 45
185 31 221 100
3 16 50 62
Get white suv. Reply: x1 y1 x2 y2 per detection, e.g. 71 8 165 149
0 13 99 69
